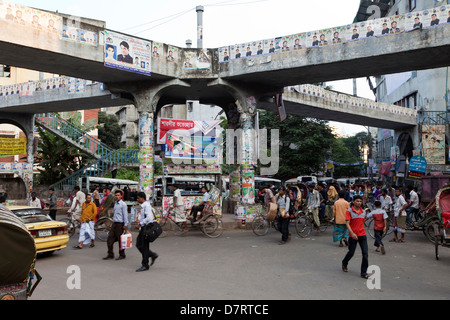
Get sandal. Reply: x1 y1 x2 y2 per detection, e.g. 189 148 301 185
73 245 83 249
90 244 95 248
361 274 369 279
342 264 348 273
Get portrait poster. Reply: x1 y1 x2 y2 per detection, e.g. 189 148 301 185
291 33 305 50
422 125 446 165
196 51 211 69
388 14 405 34
405 10 425 31
151 41 163 59
243 41 257 57
358 20 380 38
0 1 62 35
280 35 295 52
183 51 198 69
219 46 230 63
347 23 362 41
167 45 179 63
261 38 276 55
422 6 448 28
331 26 347 44
104 30 151 76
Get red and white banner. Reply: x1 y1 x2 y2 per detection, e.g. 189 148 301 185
157 118 222 144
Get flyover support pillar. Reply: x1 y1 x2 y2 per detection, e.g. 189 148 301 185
133 92 156 204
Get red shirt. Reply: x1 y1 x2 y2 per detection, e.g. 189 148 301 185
346 206 366 237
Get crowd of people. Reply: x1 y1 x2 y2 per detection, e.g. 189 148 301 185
259 180 422 279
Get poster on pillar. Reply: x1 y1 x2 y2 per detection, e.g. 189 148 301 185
103 30 151 76
422 125 446 165
139 113 155 199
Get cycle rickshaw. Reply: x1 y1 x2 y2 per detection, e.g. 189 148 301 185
0 205 41 300
432 185 450 260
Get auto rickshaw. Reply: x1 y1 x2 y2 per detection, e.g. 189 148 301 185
432 185 450 260
0 205 41 300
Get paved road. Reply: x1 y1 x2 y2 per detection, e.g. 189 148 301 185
29 224 450 301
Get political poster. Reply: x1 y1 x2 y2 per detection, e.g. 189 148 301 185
422 125 446 165
405 11 425 31
164 133 220 161
219 46 230 63
104 30 151 76
0 1 62 36
61 26 98 46
422 6 449 28
167 45 179 63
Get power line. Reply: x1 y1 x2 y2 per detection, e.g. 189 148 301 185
123 0 270 35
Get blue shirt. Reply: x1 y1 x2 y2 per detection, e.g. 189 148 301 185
113 200 129 225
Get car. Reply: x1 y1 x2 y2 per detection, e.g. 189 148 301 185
7 206 69 255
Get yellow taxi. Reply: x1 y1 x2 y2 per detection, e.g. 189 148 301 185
8 206 69 254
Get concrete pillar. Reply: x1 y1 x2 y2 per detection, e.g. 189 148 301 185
138 111 155 203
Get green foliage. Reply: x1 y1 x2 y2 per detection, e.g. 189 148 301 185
257 110 335 180
35 126 94 185
98 111 122 149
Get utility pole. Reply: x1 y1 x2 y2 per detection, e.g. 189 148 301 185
196 5 204 49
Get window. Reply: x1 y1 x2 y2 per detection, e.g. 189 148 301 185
394 92 418 109
409 0 416 11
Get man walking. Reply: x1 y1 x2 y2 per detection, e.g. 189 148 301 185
342 195 369 279
103 190 129 260
48 188 58 221
74 194 97 249
307 184 321 233
136 192 158 272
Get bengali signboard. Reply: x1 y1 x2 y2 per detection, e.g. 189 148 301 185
0 138 26 155
408 155 427 179
104 30 151 76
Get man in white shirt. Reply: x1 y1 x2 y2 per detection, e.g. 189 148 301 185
307 184 321 232
170 184 188 234
191 187 210 224
392 188 409 243
380 189 393 213
406 186 420 225
136 192 158 272
29 192 41 208
68 186 85 220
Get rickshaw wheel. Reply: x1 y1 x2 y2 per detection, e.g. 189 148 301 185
295 213 312 238
202 215 223 238
252 216 269 236
94 217 113 242
435 235 440 260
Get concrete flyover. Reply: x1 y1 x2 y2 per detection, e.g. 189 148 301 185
0 79 417 130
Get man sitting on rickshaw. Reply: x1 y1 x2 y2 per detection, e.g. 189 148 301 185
191 187 211 224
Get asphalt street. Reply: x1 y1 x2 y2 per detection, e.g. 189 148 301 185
29 224 450 301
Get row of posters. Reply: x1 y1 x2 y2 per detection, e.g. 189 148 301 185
0 76 93 98
219 4 450 63
290 84 418 117
0 1 98 46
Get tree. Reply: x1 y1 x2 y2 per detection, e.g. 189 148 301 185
35 126 94 185
257 110 335 180
98 111 122 149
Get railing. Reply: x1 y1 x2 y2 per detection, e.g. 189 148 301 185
47 149 139 193
35 113 113 159
418 111 450 125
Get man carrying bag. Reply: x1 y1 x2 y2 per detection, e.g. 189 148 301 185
136 192 159 272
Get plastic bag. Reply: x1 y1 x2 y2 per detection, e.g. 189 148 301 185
120 233 132 250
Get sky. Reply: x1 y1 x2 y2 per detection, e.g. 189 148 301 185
11 0 374 136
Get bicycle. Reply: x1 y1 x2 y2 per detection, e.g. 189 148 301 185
59 212 80 238
155 207 223 238
251 211 280 236
294 209 332 238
